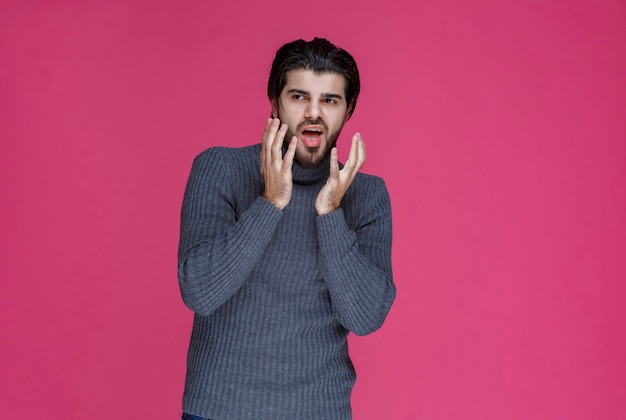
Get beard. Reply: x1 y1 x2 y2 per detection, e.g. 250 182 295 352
283 119 343 169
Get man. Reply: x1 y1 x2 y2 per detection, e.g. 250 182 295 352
178 37 395 420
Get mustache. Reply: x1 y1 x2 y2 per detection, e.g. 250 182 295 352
296 119 327 132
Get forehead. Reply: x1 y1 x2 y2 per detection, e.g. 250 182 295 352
282 69 346 96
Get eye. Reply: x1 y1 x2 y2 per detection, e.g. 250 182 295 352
324 98 336 104
292 94 305 101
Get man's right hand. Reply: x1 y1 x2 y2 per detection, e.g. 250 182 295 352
260 118 297 210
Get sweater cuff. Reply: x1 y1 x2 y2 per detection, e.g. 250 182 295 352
316 208 355 257
249 195 283 221
236 196 283 256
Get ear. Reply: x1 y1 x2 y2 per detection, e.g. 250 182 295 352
271 100 279 118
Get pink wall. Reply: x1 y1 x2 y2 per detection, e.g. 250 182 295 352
1 1 625 418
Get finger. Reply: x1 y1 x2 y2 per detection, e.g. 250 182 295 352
260 118 272 162
329 147 339 178
273 123 288 161
263 118 279 164
262 118 277 144
344 132 360 171
283 135 297 169
353 133 366 172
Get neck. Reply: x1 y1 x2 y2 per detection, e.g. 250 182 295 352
291 153 331 185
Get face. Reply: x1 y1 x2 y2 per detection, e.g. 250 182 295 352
272 69 350 168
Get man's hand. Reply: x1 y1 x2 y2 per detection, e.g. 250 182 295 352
315 133 366 215
260 118 297 210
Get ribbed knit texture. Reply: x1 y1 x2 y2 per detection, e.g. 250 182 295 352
178 144 395 419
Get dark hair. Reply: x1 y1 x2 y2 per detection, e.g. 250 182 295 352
267 37 360 120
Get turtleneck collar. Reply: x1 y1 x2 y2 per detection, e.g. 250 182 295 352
291 152 331 185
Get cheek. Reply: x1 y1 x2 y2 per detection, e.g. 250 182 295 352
329 114 346 130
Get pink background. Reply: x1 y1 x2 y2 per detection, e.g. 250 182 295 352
1 0 625 419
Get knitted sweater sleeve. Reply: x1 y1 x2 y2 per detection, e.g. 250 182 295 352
177 148 282 316
316 176 395 336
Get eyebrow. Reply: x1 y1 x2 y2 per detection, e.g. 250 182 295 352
287 89 344 100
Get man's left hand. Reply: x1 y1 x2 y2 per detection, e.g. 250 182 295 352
315 133 366 215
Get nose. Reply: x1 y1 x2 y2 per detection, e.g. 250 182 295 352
304 100 320 120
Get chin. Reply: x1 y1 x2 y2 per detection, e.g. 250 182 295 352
295 150 327 169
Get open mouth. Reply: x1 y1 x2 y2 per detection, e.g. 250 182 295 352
300 126 324 148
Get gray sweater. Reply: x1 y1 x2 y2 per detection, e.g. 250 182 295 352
178 144 395 419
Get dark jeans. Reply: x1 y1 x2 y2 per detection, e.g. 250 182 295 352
182 414 211 420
